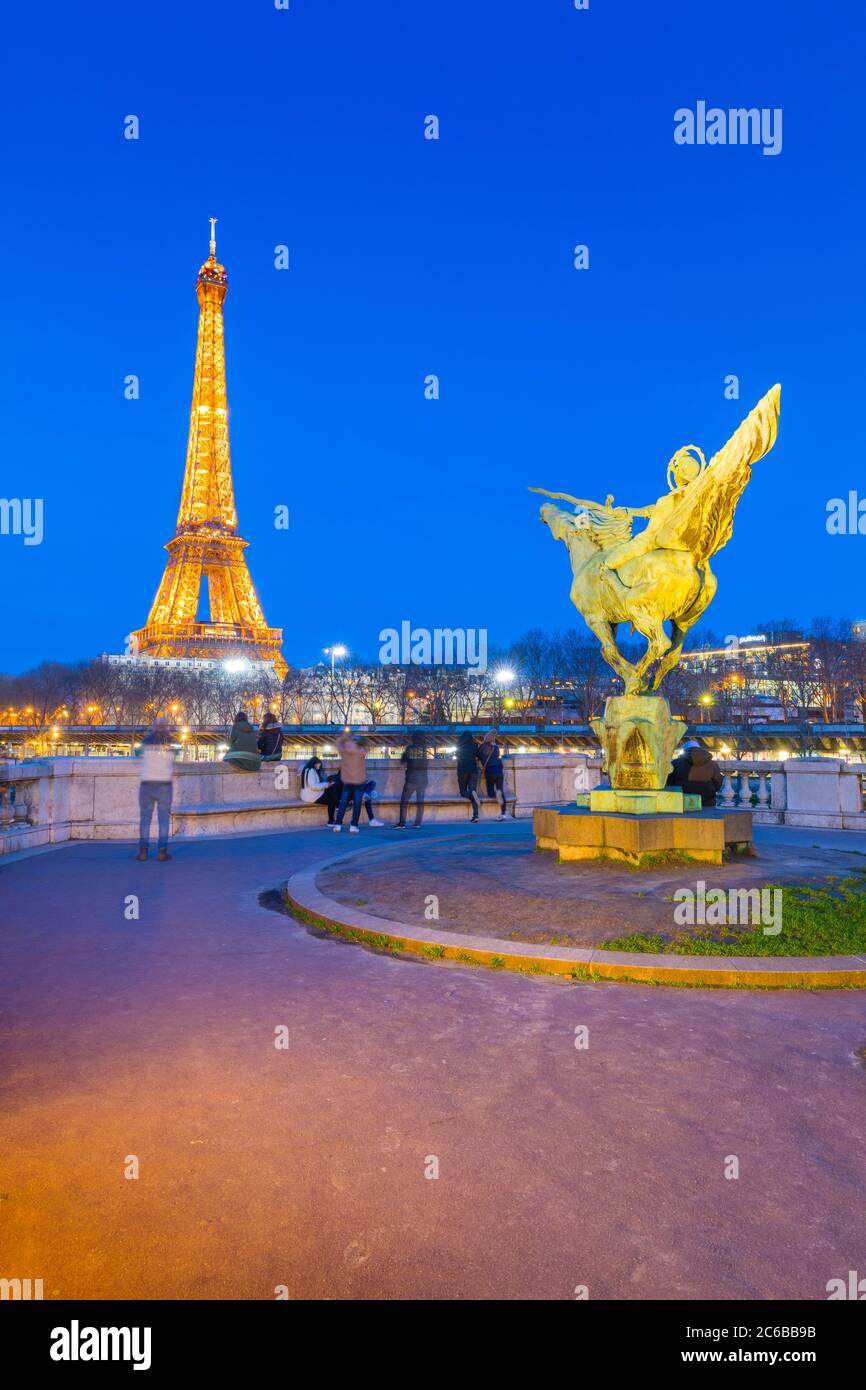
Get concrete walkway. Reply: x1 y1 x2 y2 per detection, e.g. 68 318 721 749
1 826 864 1300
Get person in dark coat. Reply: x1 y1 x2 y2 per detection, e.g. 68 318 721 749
666 739 723 807
223 711 262 772
257 712 284 762
455 730 481 822
396 731 428 828
478 728 509 820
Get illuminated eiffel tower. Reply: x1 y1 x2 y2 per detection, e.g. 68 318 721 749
130 220 286 679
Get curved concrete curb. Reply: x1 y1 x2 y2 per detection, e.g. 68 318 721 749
285 858 866 991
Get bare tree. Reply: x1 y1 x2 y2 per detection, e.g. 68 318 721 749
809 618 850 723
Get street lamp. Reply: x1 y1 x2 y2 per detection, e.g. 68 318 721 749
324 644 347 676
700 693 713 724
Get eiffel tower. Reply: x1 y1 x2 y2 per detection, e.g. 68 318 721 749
130 220 286 679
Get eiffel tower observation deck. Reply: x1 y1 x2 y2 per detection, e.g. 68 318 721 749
129 220 286 679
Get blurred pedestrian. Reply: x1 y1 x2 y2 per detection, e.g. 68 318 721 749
333 730 367 833
357 778 385 827
396 731 428 828
135 716 176 861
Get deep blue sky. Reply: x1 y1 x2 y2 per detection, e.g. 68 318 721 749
2 0 863 674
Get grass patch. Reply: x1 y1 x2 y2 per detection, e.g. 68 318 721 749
600 879 866 957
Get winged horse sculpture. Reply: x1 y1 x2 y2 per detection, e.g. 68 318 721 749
531 384 781 696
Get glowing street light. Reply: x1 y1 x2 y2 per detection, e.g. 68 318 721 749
324 644 347 676
495 668 515 683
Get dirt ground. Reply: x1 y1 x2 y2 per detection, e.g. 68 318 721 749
318 825 866 946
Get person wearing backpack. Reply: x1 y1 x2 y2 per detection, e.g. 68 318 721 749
479 728 508 820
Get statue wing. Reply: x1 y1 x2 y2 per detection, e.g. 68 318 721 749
580 505 634 551
654 384 781 567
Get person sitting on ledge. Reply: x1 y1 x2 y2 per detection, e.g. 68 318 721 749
666 738 723 808
257 711 284 762
300 755 341 824
223 710 262 773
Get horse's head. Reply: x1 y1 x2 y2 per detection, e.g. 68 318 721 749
540 503 597 565
539 502 576 540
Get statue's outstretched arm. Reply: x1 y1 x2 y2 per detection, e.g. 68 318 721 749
529 486 611 510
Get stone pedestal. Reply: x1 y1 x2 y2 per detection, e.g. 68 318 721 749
534 805 753 867
589 694 687 807
585 788 703 815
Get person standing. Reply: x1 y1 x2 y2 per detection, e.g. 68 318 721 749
456 730 481 822
333 731 367 833
396 731 428 828
136 717 176 861
257 711 284 762
479 728 509 820
223 711 262 772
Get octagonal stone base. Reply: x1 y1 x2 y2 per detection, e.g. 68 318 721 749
578 788 703 815
534 805 753 867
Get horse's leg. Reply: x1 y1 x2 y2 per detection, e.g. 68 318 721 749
630 614 671 690
649 565 718 689
584 614 637 691
651 621 686 690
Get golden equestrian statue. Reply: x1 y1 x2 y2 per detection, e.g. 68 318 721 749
531 384 781 698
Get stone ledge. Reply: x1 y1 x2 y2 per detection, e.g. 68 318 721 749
284 855 866 991
174 794 516 834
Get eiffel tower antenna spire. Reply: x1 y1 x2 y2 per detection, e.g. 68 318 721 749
128 227 286 678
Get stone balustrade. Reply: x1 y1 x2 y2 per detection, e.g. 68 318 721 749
1 753 864 856
0 753 597 855
718 758 866 830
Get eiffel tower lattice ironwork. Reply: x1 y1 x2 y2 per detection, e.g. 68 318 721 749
130 220 286 679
